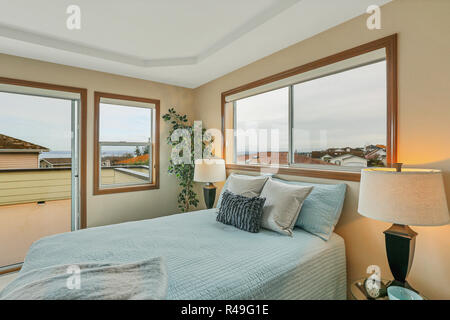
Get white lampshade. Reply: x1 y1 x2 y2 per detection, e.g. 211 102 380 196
358 168 449 226
194 159 226 183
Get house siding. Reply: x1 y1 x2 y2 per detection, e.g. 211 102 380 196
0 153 39 169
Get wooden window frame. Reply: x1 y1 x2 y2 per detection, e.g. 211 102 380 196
0 77 88 228
93 91 160 195
221 34 398 182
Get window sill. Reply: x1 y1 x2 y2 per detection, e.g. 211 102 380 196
93 183 159 195
225 164 361 182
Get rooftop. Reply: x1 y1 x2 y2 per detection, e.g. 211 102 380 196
0 134 49 153
117 154 149 165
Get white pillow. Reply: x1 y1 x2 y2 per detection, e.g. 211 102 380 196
260 178 313 236
227 174 269 197
217 174 269 207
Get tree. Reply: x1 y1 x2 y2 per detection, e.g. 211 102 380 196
135 146 141 156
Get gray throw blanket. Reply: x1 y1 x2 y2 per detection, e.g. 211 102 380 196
0 257 167 300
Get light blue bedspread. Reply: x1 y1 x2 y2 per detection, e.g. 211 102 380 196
7 209 347 300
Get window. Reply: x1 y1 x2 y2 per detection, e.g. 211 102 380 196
231 61 386 170
222 35 397 181
234 87 289 165
292 61 387 168
94 92 159 194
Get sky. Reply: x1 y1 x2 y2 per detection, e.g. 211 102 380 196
0 95 152 156
99 103 152 142
235 60 387 153
99 103 153 157
0 92 72 151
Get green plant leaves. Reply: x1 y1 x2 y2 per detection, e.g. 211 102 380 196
162 108 211 212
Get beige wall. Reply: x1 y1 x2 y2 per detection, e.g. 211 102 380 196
0 53 195 227
0 153 39 169
193 0 450 299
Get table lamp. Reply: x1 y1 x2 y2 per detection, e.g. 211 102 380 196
194 158 226 209
358 164 449 290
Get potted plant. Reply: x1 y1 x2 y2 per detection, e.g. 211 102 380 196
162 108 212 212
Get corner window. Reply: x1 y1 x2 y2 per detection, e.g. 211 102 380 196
94 92 160 195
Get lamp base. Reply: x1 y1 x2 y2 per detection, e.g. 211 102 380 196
203 183 216 209
384 224 418 292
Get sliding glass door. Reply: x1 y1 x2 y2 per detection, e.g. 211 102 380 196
71 99 80 231
0 84 81 271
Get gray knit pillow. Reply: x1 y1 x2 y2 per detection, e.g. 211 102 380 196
217 191 266 233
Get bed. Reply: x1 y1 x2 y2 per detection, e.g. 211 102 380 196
6 209 346 300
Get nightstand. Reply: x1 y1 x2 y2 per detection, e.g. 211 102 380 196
351 278 427 300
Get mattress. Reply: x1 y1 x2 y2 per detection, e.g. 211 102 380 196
14 209 347 300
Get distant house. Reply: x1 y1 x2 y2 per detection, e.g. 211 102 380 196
328 154 368 167
294 153 335 165
365 148 387 166
235 152 333 166
312 147 365 160
366 148 386 159
40 157 72 168
0 134 49 169
365 144 386 153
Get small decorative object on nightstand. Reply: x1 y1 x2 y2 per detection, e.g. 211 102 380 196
194 159 226 209
351 278 391 300
358 164 449 291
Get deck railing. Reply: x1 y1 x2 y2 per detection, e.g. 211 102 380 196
0 166 150 206
0 168 71 206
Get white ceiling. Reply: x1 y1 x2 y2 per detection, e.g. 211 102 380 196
0 0 391 88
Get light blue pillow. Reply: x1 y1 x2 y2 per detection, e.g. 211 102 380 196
272 178 347 241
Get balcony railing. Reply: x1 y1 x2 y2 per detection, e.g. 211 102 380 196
0 167 71 206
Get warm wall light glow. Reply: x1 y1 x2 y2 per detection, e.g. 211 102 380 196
399 156 450 166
